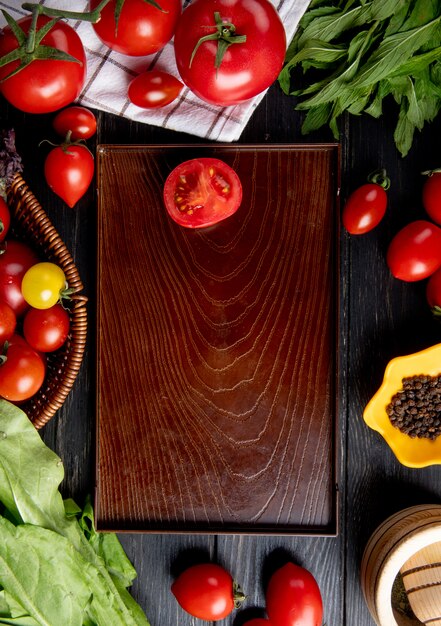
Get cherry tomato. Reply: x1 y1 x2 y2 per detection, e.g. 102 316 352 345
266 563 324 626
0 336 46 401
128 70 183 109
427 267 441 309
21 262 67 310
0 301 16 344
386 220 441 282
174 0 286 106
163 158 243 229
23 304 70 353
0 241 38 316
90 0 182 56
44 143 94 208
422 171 441 226
171 563 244 621
53 106 97 141
0 197 11 242
0 15 86 114
342 170 389 235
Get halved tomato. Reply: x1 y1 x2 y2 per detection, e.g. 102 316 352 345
163 158 242 229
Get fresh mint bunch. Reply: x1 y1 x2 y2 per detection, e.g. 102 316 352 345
279 0 441 157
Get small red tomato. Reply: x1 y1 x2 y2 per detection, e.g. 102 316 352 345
386 220 441 282
266 563 323 626
422 170 441 226
44 143 94 208
171 563 244 621
53 106 97 141
23 304 70 353
0 336 46 401
128 70 183 109
0 197 11 243
163 158 243 229
342 170 389 235
426 267 441 309
0 301 16 343
0 240 38 316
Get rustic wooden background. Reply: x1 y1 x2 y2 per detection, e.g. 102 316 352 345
2 76 441 625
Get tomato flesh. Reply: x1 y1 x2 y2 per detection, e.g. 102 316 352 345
163 158 242 228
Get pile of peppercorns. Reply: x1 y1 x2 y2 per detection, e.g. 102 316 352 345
387 375 441 440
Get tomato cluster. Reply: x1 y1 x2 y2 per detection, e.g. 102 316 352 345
171 561 323 625
0 204 70 402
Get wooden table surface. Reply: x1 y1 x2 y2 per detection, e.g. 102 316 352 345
2 79 441 626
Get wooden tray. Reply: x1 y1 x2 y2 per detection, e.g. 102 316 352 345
95 144 340 534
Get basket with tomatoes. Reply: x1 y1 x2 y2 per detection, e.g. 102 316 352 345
0 158 87 428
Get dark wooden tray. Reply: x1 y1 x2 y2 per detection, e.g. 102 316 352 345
95 143 340 534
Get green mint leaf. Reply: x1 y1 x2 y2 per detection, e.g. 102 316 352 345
394 99 416 157
300 102 333 134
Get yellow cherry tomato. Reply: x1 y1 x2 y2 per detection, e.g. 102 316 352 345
21 262 67 310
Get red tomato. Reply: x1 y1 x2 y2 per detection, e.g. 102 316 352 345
0 197 11 243
266 563 323 626
386 220 441 282
0 15 86 114
343 180 388 235
171 563 244 620
53 106 97 141
173 0 286 106
0 301 16 344
44 144 94 208
422 171 441 226
163 158 242 228
0 337 46 401
23 304 70 353
128 70 183 108
427 267 441 309
90 0 182 56
0 241 38 316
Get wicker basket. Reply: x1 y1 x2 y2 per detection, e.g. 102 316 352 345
6 173 87 429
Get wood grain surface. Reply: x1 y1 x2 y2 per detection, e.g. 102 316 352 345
96 144 339 533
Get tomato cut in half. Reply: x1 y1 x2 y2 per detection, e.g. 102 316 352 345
163 158 242 229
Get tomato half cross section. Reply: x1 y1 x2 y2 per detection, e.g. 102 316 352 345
163 157 243 229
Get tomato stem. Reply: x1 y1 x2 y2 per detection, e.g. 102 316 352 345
367 168 390 190
190 12 247 72
21 0 113 23
422 168 441 176
232 580 246 609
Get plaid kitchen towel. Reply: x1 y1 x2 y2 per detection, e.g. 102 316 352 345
0 0 310 141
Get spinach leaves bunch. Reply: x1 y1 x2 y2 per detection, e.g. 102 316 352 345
279 0 441 156
0 400 150 626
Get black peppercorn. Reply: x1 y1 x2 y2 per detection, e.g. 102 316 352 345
387 375 441 440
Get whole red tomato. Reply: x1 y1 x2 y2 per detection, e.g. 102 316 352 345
0 15 86 114
163 157 243 228
426 267 441 309
44 144 94 208
0 336 46 401
90 0 182 56
386 220 441 282
0 197 11 243
171 563 244 620
53 106 97 141
266 563 323 626
343 170 389 235
23 304 70 353
422 171 441 226
0 301 16 344
0 241 38 316
173 0 286 106
128 70 183 108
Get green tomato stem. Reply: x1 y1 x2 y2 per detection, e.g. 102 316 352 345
21 0 113 23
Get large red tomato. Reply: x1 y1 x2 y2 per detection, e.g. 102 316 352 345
163 157 243 228
90 0 182 56
173 0 286 106
266 563 324 626
0 15 86 114
386 220 441 282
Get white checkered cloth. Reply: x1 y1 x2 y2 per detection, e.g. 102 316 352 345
0 0 310 141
